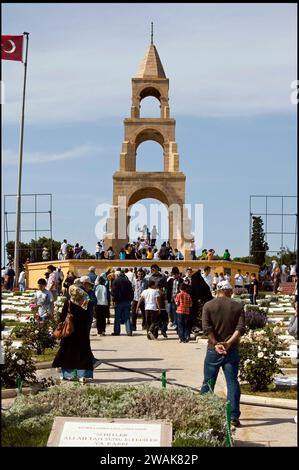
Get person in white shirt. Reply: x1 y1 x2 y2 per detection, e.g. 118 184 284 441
94 277 109 335
1 266 6 286
46 265 58 306
271 260 278 272
137 280 160 340
60 239 68 260
290 264 297 278
212 272 219 291
18 269 26 292
234 270 244 289
151 225 158 247
202 266 213 292
125 268 134 284
243 272 250 292
224 273 231 283
281 264 288 283
153 248 160 260
95 242 101 260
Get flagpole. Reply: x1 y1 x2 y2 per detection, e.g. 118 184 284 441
14 32 29 287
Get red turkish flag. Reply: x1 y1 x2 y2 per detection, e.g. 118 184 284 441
1 35 24 61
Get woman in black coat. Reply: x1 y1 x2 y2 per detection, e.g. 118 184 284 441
52 285 94 382
188 269 213 334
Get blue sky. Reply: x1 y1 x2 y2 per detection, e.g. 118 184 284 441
2 3 297 258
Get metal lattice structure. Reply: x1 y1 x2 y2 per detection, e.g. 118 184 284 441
3 193 53 265
249 195 297 260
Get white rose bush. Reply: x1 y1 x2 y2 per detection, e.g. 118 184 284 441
2 339 37 389
239 323 289 391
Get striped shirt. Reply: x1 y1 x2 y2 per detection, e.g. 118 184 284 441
175 291 192 315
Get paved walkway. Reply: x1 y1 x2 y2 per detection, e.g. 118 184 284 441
234 405 297 447
89 323 226 394
3 320 297 447
90 322 297 447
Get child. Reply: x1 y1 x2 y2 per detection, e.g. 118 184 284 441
33 278 54 321
137 280 159 340
175 283 192 343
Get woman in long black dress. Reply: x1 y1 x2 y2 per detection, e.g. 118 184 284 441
52 285 94 382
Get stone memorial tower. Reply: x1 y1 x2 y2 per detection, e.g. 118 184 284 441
104 30 192 257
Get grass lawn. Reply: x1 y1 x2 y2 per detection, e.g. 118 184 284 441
241 384 297 400
33 348 58 363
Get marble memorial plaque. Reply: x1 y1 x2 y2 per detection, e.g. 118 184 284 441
47 417 172 447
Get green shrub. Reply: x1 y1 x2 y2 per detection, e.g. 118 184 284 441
239 324 287 391
11 324 28 339
11 318 56 355
2 422 53 447
2 339 37 389
2 385 227 447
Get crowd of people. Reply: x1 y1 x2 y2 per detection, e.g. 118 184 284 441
2 257 297 427
37 263 270 427
259 261 297 294
27 228 233 262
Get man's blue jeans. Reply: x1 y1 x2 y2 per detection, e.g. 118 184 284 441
200 346 241 419
114 301 132 335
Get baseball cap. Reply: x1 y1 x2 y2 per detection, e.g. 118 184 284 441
217 280 232 290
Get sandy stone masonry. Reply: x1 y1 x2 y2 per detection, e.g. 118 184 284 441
104 42 192 256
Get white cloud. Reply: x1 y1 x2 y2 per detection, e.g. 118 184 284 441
1 3 297 125
2 144 97 166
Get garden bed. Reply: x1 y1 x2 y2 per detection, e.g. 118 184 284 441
241 384 297 400
2 384 227 447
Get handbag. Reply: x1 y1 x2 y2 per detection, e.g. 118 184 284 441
53 301 74 339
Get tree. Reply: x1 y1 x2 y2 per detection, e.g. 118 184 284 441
6 241 31 267
6 237 94 265
279 248 297 266
6 237 61 265
250 216 269 267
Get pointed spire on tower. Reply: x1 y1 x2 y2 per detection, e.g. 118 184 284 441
135 24 166 79
151 22 153 45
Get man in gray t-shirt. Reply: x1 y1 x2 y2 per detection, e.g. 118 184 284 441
200 280 245 427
